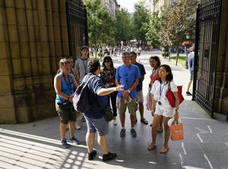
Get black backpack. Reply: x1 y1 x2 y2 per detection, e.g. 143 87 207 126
73 75 96 113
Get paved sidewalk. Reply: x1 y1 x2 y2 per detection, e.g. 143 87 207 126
0 50 228 169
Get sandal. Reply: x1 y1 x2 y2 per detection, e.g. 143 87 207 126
160 147 169 154
147 144 156 151
141 118 148 125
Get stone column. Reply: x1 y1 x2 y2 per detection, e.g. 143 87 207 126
215 0 228 115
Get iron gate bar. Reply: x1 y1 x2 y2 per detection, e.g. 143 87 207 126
193 0 222 117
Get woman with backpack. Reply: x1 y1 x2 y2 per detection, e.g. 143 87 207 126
147 64 179 153
100 56 118 126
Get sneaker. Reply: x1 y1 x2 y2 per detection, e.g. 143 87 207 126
61 139 70 148
130 128 137 137
70 137 80 145
88 150 97 160
186 91 192 96
102 152 117 162
113 119 117 126
120 128 126 137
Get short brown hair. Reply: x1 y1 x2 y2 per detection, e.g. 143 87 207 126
88 58 100 73
80 45 89 51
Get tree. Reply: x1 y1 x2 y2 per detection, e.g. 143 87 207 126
132 0 150 44
159 0 198 64
146 12 161 48
114 9 133 43
84 0 115 47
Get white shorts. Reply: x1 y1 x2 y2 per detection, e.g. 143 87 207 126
137 90 143 103
155 104 174 118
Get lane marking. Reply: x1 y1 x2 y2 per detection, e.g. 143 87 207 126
195 127 209 134
207 125 213 134
204 154 214 169
179 153 183 167
181 142 187 155
196 133 203 143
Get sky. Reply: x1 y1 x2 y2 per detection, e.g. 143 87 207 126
116 0 140 13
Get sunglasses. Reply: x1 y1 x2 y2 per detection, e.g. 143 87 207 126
105 60 111 63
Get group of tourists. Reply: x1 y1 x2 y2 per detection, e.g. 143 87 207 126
54 45 193 162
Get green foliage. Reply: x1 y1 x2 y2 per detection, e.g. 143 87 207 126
159 0 198 49
146 12 161 48
114 9 133 43
132 0 150 42
84 0 115 46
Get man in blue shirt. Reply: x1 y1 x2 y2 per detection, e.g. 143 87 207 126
115 52 141 138
82 58 123 161
186 45 195 96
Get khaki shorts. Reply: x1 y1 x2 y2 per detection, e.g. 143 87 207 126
117 97 137 115
137 90 144 103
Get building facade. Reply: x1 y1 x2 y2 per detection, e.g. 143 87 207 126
150 0 179 14
0 0 88 123
100 0 120 17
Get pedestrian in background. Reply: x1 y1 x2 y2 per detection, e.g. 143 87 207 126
82 58 123 161
186 45 195 96
130 51 148 125
115 52 141 138
148 64 179 153
74 46 90 84
74 46 90 123
54 58 80 148
100 56 118 126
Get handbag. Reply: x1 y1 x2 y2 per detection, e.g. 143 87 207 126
170 122 184 141
103 106 114 122
166 82 184 107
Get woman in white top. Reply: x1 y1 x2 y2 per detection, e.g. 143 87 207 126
148 64 179 153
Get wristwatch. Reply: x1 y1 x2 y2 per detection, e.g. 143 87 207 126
127 89 131 93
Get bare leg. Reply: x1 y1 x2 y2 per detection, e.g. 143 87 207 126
120 113 125 128
186 80 192 92
60 123 67 139
139 102 144 120
69 121 75 137
161 117 171 152
98 135 109 154
86 132 95 153
130 114 136 128
158 116 163 132
152 115 162 144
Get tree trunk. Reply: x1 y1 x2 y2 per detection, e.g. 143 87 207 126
176 45 179 66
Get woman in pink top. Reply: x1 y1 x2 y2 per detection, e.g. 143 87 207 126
147 56 163 132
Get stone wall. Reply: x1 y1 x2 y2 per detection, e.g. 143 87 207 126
215 0 228 115
0 0 70 123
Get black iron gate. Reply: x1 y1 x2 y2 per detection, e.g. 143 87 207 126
193 0 222 117
66 0 88 57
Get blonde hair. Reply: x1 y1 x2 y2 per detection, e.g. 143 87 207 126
59 58 70 68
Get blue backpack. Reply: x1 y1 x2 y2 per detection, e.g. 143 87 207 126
73 75 96 113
